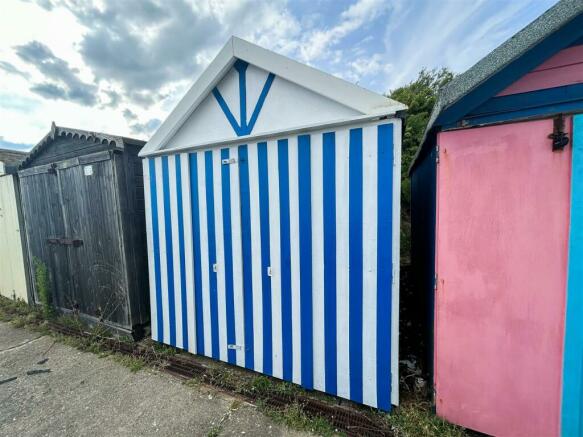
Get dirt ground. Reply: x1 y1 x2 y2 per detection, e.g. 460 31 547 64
0 322 310 437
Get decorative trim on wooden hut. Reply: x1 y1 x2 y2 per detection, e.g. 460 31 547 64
18 124 149 336
140 37 405 411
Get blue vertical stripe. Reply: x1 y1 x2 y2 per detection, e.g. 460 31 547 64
377 124 393 411
257 142 273 376
238 145 255 369
205 151 220 359
278 139 293 382
322 132 337 395
562 114 583 436
175 155 189 350
233 60 248 132
349 128 363 403
189 153 204 354
298 134 313 390
162 156 177 346
221 148 237 364
149 159 164 342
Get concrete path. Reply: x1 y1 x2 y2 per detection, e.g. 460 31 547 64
0 322 310 437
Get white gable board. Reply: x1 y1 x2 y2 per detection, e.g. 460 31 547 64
166 63 360 151
140 37 405 157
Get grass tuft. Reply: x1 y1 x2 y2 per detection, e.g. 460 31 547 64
112 353 146 372
382 397 469 437
259 401 340 436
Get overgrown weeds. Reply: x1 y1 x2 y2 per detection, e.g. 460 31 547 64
259 400 341 436
382 396 469 437
33 257 53 317
112 353 147 372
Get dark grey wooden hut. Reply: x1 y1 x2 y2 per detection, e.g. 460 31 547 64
18 123 149 336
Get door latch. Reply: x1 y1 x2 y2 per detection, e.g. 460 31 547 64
47 237 83 247
549 114 569 151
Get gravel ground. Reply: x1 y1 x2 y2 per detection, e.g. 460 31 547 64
0 322 310 437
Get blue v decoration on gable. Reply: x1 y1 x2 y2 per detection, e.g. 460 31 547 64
212 60 276 137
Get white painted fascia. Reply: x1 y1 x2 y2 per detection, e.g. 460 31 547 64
140 36 407 157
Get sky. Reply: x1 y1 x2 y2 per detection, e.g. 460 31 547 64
0 0 558 150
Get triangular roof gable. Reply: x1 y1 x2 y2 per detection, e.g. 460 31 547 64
140 37 406 157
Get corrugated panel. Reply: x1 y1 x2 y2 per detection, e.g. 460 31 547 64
143 119 400 410
0 174 28 301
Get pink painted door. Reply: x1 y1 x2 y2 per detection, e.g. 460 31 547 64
434 119 571 437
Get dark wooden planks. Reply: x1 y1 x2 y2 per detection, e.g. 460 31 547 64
18 138 149 334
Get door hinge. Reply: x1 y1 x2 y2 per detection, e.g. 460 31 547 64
434 274 438 291
549 114 569 151
436 145 440 164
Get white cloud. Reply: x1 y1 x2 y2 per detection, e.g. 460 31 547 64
297 0 391 62
0 0 560 148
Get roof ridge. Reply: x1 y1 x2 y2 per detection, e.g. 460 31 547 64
19 123 145 169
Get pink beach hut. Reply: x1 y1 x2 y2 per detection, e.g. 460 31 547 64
410 1 583 436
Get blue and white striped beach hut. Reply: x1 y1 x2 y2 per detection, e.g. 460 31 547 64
139 37 405 411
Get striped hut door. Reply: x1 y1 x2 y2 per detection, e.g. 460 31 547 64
143 120 397 410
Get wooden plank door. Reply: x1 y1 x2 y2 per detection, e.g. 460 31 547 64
57 155 129 328
19 169 72 307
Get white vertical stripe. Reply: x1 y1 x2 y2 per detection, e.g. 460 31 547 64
362 126 378 407
197 153 212 357
155 157 170 345
143 159 158 341
311 133 325 392
391 120 402 406
213 149 228 362
181 153 196 354
248 143 264 373
267 140 283 379
169 155 183 348
335 129 350 399
288 137 302 385
229 145 245 366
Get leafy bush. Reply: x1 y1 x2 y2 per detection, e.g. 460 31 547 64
33 257 53 317
388 68 455 263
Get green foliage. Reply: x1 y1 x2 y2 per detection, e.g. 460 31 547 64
112 353 146 372
33 257 53 316
260 401 340 436
388 68 455 263
389 68 455 176
382 397 468 437
0 296 30 322
56 314 85 331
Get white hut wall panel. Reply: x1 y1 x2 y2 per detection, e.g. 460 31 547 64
143 119 401 410
0 174 29 301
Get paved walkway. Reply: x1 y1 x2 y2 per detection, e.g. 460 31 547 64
0 322 309 437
